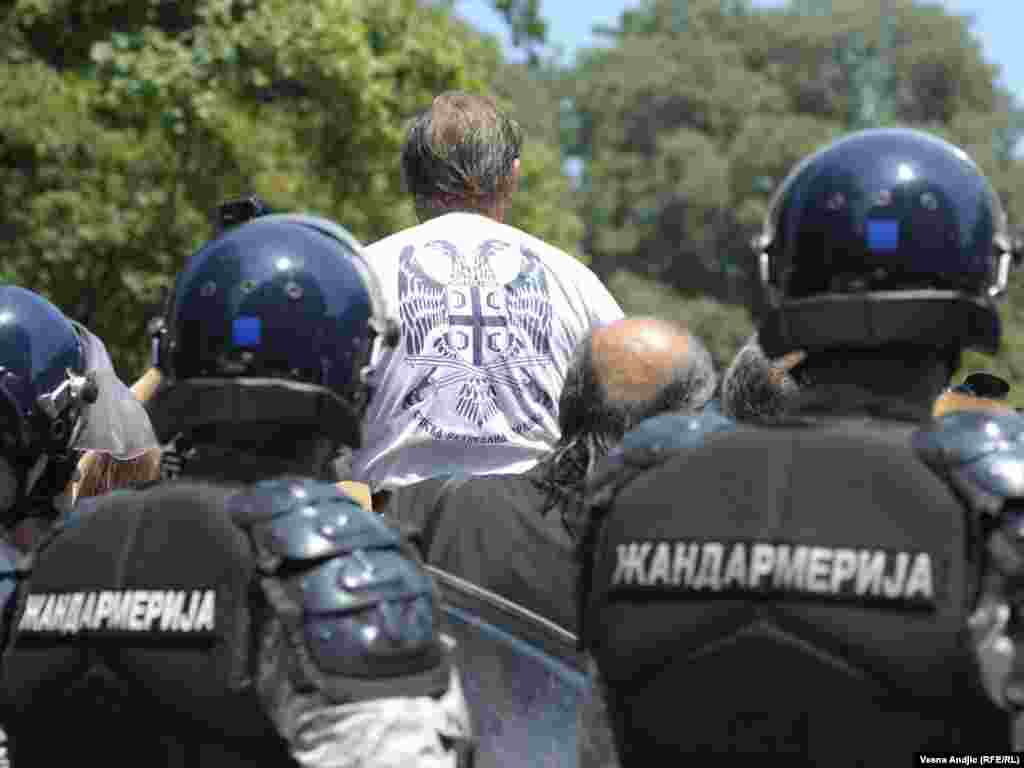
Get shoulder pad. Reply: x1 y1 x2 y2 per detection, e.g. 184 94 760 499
913 410 1024 516
618 409 736 457
239 480 447 698
571 410 736 545
300 549 441 683
587 410 737 502
228 476 400 564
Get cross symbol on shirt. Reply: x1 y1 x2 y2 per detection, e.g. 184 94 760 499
448 286 507 366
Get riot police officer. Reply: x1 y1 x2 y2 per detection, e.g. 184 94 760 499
0 286 158 762
575 128 1022 763
0 285 158 546
2 207 472 767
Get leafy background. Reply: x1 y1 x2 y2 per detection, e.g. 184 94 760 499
2 0 1023 401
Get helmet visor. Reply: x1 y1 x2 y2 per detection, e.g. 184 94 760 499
70 323 159 460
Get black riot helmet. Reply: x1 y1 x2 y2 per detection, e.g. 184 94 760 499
150 203 397 450
0 287 156 525
754 128 1017 358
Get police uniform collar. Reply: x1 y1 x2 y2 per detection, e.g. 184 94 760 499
773 385 933 427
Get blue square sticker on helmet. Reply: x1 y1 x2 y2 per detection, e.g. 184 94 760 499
232 316 262 347
867 219 900 252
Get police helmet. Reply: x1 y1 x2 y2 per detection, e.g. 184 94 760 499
0 287 156 524
150 202 397 449
754 128 1016 358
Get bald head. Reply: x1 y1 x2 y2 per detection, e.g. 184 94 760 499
591 317 695 403
558 316 717 445
535 317 717 515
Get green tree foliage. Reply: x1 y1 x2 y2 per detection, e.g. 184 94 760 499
0 0 579 376
490 58 585 258
607 269 754 372
489 0 548 63
566 0 1024 393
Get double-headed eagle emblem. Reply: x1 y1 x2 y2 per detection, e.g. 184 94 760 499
397 238 556 429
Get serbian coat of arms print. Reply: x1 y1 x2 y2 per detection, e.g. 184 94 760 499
397 238 558 440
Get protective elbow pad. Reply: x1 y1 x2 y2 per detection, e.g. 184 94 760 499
227 478 452 714
915 411 1024 710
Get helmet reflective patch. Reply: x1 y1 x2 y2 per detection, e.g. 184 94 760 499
232 316 262 347
867 219 900 252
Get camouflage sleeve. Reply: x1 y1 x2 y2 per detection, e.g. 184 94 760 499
288 661 472 768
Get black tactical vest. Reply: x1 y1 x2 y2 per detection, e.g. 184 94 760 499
582 415 1009 764
3 476 448 768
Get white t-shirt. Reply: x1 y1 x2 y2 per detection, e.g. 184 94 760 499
352 212 624 490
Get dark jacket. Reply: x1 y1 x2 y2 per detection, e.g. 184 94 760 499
382 469 578 634
582 396 1009 764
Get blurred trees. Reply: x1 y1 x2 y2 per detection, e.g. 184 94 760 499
0 0 578 375
564 0 1024 393
607 270 753 371
3 0 1024 397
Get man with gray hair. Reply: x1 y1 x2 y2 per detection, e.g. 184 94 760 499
379 316 717 634
353 91 623 494
720 333 805 423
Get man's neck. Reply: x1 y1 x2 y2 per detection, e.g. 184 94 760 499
416 197 506 224
791 354 951 421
